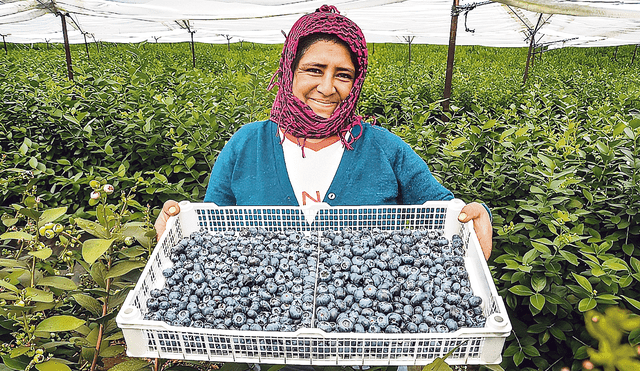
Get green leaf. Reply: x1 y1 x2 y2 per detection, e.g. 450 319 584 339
105 261 146 280
450 137 466 149
509 285 534 296
513 350 525 366
522 345 541 357
28 248 52 260
9 346 30 358
35 315 85 332
482 365 505 371
72 294 103 316
82 238 115 265
75 218 110 239
109 359 150 371
530 294 546 311
99 345 125 357
578 297 597 312
0 231 34 241
0 280 20 293
530 241 551 255
531 275 546 292
1 216 18 227
572 273 593 293
185 156 196 169
1 354 30 370
549 326 566 340
523 249 540 264
29 157 38 169
25 287 53 303
19 207 41 220
559 250 579 266
622 295 640 311
537 153 555 170
38 207 67 227
0 259 28 268
602 259 628 271
421 357 452 371
121 222 153 249
90 262 107 289
37 276 77 290
107 359 151 371
35 360 72 371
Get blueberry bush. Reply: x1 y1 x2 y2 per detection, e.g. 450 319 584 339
1 42 639 370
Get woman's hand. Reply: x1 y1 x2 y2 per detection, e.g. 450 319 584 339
457 202 492 260
154 200 180 240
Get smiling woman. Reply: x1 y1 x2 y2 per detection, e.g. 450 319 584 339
155 5 493 259
292 39 355 120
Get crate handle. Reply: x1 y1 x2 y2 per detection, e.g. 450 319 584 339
291 328 329 338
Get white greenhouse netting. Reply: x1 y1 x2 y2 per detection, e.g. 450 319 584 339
0 0 638 47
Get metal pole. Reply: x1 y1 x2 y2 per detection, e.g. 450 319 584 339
2 35 7 55
190 31 196 68
523 14 543 85
442 0 460 117
632 44 639 65
523 30 535 84
83 33 90 61
59 13 74 81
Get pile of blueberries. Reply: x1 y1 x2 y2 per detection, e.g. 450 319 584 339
144 226 486 334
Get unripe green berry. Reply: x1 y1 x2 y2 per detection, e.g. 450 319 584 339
44 230 55 239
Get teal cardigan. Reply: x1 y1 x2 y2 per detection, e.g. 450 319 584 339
204 120 455 206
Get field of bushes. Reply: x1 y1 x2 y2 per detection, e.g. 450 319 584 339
1 41 639 371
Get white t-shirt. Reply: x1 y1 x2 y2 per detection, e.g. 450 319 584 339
280 131 344 207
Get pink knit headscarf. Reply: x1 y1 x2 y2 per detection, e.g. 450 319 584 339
268 5 368 150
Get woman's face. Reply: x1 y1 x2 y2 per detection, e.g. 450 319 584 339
292 40 356 118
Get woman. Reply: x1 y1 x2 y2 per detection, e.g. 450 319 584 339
156 5 493 259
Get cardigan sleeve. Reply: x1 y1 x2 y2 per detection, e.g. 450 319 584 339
369 125 454 205
203 134 239 206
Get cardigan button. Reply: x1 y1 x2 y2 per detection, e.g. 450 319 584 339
327 193 336 200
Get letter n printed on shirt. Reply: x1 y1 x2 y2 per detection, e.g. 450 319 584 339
302 191 321 206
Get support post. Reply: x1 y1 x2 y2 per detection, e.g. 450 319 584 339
614 46 618 61
442 0 460 118
83 33 90 61
404 36 415 65
523 14 543 85
1 34 7 55
59 12 74 81
632 44 639 65
189 31 196 68
226 35 232 51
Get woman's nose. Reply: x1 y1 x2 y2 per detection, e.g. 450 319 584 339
316 75 335 96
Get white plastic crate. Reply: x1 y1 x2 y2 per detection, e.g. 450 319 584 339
117 200 511 366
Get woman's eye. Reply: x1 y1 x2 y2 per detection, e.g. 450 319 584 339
337 73 354 80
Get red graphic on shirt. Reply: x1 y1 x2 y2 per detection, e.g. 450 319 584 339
302 191 321 205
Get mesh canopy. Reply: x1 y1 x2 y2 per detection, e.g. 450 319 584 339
0 0 638 47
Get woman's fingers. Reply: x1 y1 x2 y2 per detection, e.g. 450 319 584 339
458 202 493 260
154 200 180 240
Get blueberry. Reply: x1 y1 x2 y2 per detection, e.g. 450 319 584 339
385 325 401 333
337 317 355 332
468 296 483 307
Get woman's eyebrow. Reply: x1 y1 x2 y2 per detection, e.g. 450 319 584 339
299 62 355 74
